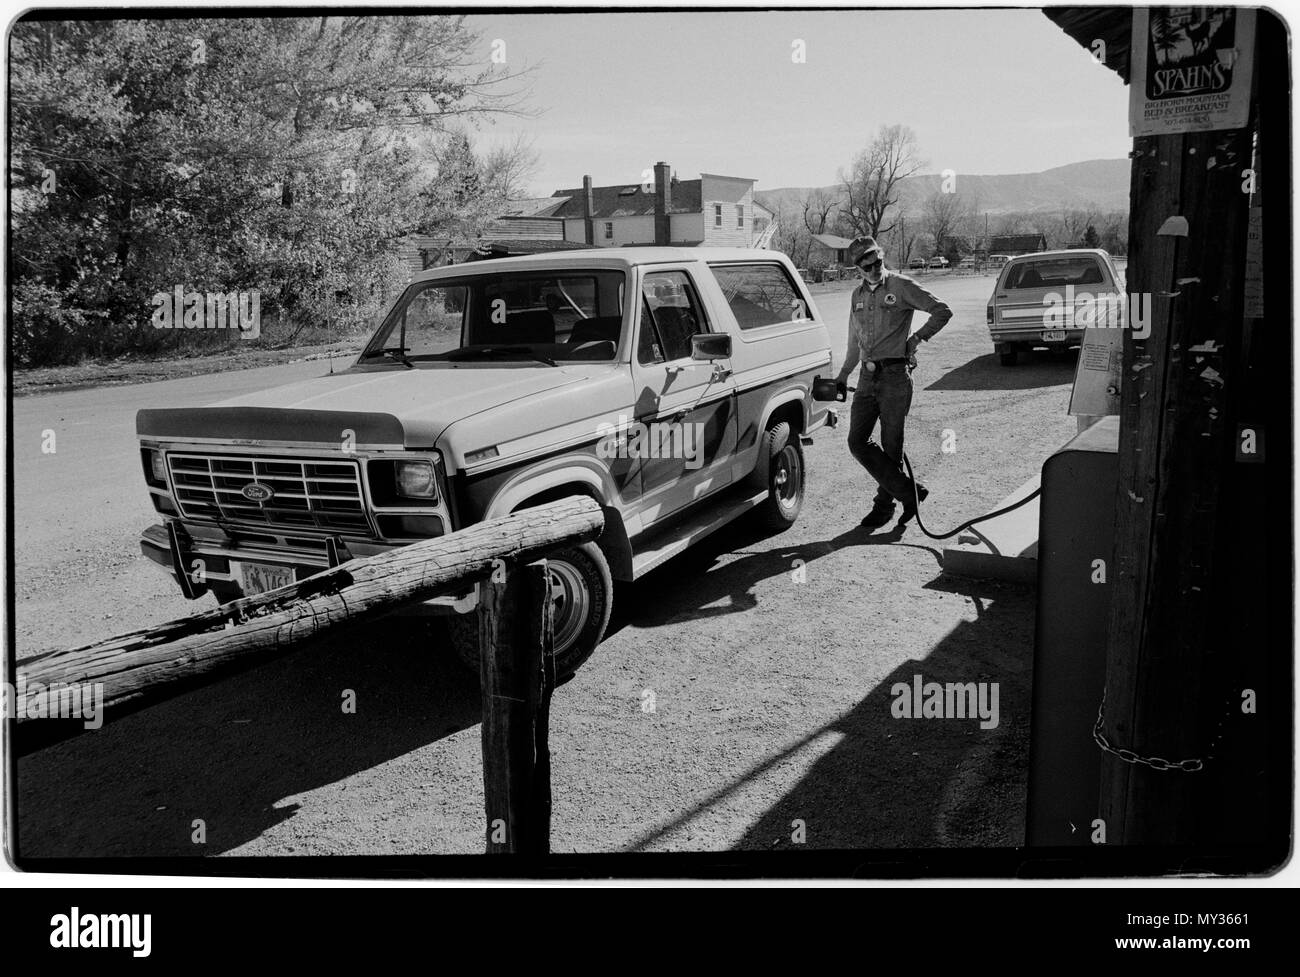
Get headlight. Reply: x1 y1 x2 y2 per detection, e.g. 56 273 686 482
142 448 168 487
395 460 437 499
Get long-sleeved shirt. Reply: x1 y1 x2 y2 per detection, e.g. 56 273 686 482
840 269 952 375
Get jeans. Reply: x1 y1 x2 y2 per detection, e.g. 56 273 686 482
847 363 917 508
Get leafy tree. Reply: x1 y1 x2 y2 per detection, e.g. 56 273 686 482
9 15 533 366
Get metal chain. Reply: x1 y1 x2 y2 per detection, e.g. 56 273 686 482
1092 685 1237 773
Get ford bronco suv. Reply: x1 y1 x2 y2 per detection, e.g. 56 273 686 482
136 247 834 675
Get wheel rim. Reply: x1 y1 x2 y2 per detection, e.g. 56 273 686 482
773 445 802 511
548 559 591 653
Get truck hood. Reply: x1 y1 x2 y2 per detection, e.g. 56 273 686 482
137 364 599 449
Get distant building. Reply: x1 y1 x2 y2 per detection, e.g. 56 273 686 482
544 163 773 248
808 233 854 267
399 214 589 278
989 233 1049 256
396 162 773 279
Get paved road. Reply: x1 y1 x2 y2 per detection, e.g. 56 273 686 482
13 271 1083 856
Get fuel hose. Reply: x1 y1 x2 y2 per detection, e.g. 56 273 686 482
901 453 1042 541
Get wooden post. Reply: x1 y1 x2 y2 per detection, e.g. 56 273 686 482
15 497 601 755
479 560 555 854
1100 102 1257 839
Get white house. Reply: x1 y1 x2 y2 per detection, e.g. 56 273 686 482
540 163 773 248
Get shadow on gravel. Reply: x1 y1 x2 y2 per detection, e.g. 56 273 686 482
626 573 1035 852
925 352 1076 392
15 618 479 858
609 517 943 633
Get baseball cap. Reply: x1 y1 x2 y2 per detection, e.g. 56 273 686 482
847 236 883 266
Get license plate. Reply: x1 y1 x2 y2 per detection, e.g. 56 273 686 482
233 561 295 596
1041 329 1068 342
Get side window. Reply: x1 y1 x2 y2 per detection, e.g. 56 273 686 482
637 271 706 364
710 263 808 330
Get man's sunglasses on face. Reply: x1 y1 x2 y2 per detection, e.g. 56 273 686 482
858 257 883 271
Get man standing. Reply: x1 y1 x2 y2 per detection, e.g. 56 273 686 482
834 236 952 529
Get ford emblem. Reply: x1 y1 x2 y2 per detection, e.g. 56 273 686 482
241 482 275 503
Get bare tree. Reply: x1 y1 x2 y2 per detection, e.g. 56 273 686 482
481 133 541 201
881 211 920 266
773 201 812 268
1099 210 1128 255
994 211 1033 236
801 187 838 236
923 190 974 257
1034 212 1064 249
839 124 926 239
1061 205 1102 248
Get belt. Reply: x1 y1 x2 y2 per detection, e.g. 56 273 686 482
864 357 908 372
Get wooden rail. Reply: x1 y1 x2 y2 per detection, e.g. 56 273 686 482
14 497 603 758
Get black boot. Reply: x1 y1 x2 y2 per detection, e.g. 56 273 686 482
860 500 896 529
898 484 929 526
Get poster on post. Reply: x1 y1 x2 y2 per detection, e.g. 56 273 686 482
1129 7 1256 137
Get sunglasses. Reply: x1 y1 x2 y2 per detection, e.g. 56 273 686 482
858 257 883 271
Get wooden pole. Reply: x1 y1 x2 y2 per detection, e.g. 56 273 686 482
479 560 555 854
1100 113 1256 841
14 496 602 754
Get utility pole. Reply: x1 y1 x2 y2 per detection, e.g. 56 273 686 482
1099 41 1259 845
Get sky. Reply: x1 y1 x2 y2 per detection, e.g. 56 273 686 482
461 8 1132 196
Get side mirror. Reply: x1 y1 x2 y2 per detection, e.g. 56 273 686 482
691 332 732 361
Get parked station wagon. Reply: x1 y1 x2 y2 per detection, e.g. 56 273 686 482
137 248 835 675
986 248 1125 365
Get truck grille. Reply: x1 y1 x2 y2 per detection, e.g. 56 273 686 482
167 453 371 536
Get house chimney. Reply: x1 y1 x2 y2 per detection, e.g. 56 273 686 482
582 175 595 245
654 161 671 246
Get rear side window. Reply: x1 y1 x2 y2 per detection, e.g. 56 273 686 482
711 262 808 330
1003 256 1106 290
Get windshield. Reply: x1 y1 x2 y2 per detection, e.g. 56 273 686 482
1003 256 1106 290
359 269 626 365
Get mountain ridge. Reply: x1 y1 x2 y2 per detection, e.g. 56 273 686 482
757 158 1130 217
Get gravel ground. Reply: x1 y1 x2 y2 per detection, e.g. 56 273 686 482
12 273 1081 858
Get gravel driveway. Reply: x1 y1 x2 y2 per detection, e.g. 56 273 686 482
13 273 1081 857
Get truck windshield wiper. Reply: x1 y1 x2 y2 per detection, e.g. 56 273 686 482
443 346 557 367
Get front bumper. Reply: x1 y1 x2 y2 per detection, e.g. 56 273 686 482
141 522 477 614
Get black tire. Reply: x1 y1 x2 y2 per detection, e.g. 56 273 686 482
999 346 1019 366
755 420 805 531
448 541 614 681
